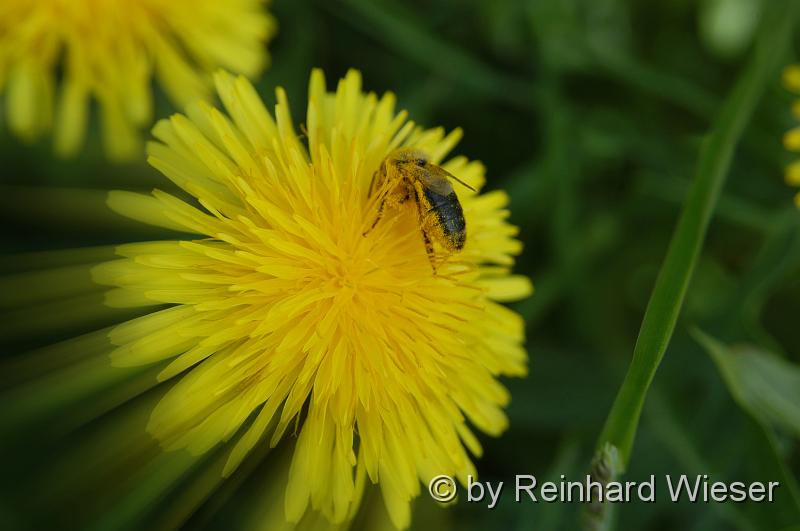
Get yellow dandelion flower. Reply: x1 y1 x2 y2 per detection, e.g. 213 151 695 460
0 0 275 160
93 69 532 529
782 64 800 207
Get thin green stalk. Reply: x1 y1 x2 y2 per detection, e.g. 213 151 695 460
594 0 795 471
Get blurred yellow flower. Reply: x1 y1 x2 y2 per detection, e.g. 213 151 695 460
0 0 275 160
782 64 800 206
93 69 531 529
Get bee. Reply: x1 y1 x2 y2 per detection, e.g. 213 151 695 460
363 148 476 271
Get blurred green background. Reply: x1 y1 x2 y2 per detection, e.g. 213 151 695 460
2 0 800 530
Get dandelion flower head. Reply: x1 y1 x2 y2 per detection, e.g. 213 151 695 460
94 69 532 528
0 0 275 160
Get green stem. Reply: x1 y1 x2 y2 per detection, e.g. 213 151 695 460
594 0 796 470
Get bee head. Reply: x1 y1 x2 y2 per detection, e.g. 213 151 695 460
391 148 429 167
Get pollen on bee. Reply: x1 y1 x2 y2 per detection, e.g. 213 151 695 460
364 148 469 271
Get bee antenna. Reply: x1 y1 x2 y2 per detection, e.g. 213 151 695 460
443 169 477 192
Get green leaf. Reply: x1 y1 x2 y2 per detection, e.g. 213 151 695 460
695 330 800 526
696 331 800 439
594 0 796 470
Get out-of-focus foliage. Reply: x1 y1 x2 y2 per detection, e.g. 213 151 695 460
701 333 800 438
1 0 799 530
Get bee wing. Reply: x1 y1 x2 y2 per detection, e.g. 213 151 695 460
429 164 477 192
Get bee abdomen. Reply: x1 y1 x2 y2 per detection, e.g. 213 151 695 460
424 189 466 250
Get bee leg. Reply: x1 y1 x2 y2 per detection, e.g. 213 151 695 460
368 169 378 197
365 179 412 236
411 186 438 273
420 227 437 273
363 194 387 236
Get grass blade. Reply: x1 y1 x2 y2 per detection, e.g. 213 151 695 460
595 0 796 470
